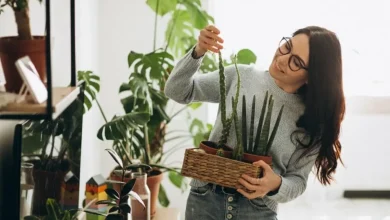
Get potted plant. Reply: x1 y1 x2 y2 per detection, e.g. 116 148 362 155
181 51 284 190
0 0 46 93
20 78 100 215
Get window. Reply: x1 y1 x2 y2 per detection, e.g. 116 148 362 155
207 0 390 123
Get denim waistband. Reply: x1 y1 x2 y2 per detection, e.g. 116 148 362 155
207 183 241 196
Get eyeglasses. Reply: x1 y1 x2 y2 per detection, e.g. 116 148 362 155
278 37 309 72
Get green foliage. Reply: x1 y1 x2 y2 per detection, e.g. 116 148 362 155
23 198 80 220
97 112 151 141
84 149 148 219
77 70 100 113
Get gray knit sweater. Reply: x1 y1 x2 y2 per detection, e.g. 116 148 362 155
164 47 318 213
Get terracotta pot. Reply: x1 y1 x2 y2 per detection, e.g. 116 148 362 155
199 141 233 158
0 36 46 93
242 153 272 164
146 169 163 219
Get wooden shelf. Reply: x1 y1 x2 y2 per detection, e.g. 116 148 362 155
0 87 80 119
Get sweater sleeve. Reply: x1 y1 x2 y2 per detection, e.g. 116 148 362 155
164 46 238 104
266 146 318 203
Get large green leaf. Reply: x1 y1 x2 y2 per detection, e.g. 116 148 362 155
128 50 174 81
168 171 184 189
97 113 150 141
158 184 170 207
237 49 257 65
77 70 101 113
181 0 214 29
120 76 168 115
165 10 196 57
146 0 177 16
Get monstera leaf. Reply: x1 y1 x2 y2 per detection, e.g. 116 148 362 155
97 113 150 141
146 0 177 16
128 50 174 81
120 80 168 116
77 70 101 113
180 0 214 29
165 10 197 57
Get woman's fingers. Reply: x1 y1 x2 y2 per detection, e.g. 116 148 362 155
205 25 220 34
199 35 223 51
201 29 224 43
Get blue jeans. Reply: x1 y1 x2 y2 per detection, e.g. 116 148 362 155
185 183 278 220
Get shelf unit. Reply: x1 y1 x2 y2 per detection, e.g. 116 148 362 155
0 0 78 120
0 1 82 220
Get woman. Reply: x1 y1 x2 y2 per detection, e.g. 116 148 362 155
164 25 345 220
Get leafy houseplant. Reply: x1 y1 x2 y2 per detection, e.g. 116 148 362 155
0 0 46 93
20 77 100 215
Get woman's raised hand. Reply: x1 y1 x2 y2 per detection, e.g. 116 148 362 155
195 25 224 56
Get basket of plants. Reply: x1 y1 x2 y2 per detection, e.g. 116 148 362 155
181 51 284 190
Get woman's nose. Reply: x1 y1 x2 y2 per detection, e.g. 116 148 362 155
278 54 289 67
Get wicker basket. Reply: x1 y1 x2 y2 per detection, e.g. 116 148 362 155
181 148 264 190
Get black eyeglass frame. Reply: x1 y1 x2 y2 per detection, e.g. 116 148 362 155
278 37 309 72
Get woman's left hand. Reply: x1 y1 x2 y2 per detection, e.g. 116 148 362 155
237 160 282 199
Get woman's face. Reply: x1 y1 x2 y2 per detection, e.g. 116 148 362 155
269 34 310 90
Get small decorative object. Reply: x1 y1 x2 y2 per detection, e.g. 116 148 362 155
15 56 47 103
85 174 108 212
20 162 35 218
181 51 284 190
130 171 151 220
60 171 79 211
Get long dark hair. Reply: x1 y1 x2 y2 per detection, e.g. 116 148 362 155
292 26 345 185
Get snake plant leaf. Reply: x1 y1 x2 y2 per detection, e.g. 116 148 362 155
249 95 256 153
77 70 100 113
265 105 285 155
146 0 177 16
97 112 150 141
259 97 274 155
254 91 268 154
232 97 243 161
242 95 247 153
